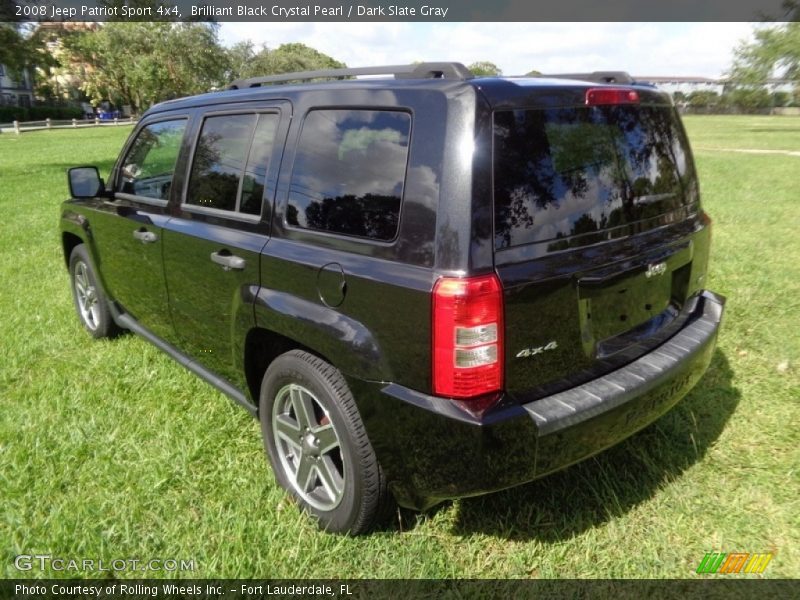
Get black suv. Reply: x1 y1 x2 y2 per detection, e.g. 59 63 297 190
61 62 725 534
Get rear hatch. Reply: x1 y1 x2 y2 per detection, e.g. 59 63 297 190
492 87 711 401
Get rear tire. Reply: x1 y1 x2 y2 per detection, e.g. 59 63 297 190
259 350 393 534
69 244 118 339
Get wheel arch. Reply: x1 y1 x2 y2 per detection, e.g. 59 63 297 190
243 327 331 416
62 231 85 269
246 289 391 393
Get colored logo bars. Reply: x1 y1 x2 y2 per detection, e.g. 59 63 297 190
696 552 773 574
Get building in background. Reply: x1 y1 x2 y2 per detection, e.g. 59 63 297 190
636 75 795 98
0 64 34 107
635 76 723 97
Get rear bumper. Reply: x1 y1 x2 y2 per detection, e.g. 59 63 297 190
348 290 725 511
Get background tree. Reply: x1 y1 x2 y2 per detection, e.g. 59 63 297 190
722 88 772 111
0 24 28 76
227 42 346 81
225 40 257 81
770 90 791 107
728 18 799 112
687 90 720 108
729 22 799 84
468 61 502 76
63 22 228 113
0 21 47 82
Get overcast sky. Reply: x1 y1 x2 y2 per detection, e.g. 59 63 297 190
218 22 757 78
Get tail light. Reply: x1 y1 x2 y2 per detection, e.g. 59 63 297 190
585 88 640 106
432 274 504 399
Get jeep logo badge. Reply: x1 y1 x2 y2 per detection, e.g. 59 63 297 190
645 262 667 278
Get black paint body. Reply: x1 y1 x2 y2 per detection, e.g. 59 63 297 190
60 76 724 510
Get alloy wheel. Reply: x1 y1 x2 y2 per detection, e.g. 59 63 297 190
271 383 346 511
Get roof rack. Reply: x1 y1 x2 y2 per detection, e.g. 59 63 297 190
229 62 474 90
537 71 634 85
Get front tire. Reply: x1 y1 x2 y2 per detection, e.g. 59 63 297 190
259 350 392 534
69 244 118 339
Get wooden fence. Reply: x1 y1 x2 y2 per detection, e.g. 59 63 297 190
0 116 137 134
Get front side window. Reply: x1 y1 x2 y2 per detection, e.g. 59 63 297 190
118 119 186 200
287 109 411 241
186 113 278 215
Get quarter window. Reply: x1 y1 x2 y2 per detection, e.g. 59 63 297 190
118 119 186 200
287 109 411 241
186 113 278 215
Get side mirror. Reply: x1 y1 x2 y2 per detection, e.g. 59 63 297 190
68 166 105 198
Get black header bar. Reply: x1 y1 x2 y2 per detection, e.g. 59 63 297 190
4 579 800 600
3 0 799 23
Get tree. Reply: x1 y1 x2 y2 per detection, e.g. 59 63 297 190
0 22 48 82
225 40 257 81
771 90 791 107
227 42 346 81
63 22 228 113
687 90 720 108
723 87 772 111
730 22 800 84
468 61 502 76
0 24 27 76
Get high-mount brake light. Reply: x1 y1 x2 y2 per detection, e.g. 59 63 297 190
585 88 640 106
432 274 504 399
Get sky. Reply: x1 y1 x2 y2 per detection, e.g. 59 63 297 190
218 22 757 79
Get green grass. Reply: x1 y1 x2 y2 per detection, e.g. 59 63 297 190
682 114 800 152
1 118 798 579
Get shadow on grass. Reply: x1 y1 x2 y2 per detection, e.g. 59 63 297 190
747 127 800 133
444 349 739 540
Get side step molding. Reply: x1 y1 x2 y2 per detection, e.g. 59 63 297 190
112 309 258 417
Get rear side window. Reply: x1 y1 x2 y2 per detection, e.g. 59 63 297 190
286 109 411 241
186 113 279 215
493 105 696 249
118 119 186 200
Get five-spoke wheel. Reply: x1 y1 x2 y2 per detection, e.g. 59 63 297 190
272 383 345 511
68 244 118 338
73 259 101 331
260 350 393 534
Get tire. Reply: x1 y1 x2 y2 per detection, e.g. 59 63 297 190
69 244 118 339
259 350 393 534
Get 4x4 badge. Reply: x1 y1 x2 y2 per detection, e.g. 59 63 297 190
516 341 558 358
645 262 667 278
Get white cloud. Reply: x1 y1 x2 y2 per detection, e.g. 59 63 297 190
219 22 756 78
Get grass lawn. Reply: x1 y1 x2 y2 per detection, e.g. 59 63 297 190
1 116 798 579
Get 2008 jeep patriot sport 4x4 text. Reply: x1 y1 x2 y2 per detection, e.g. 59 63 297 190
61 62 725 534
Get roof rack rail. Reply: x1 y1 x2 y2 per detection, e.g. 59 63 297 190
538 71 634 85
229 62 474 90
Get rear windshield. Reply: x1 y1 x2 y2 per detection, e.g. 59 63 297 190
493 105 697 249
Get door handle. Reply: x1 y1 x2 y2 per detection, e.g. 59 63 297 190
211 251 246 271
133 229 157 244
